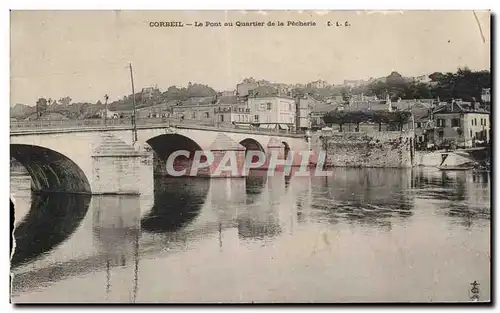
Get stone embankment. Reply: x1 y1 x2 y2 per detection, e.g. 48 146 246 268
310 131 415 168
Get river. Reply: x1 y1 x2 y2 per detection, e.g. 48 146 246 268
10 168 490 303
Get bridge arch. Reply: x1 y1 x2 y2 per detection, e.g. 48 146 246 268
146 134 204 177
11 144 91 194
239 138 265 154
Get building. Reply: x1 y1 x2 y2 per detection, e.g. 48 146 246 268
247 96 296 130
309 101 339 130
307 80 328 89
481 88 491 103
136 101 177 118
295 97 311 131
236 81 259 97
98 109 120 119
432 101 490 148
411 75 431 84
346 96 392 112
172 103 220 123
215 96 250 124
295 96 328 131
393 98 435 111
140 86 161 101
343 79 366 88
220 90 236 97
172 95 250 125
481 88 491 111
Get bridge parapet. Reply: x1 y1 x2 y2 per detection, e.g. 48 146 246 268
10 118 304 138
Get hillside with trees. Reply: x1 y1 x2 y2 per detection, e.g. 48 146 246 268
351 68 491 102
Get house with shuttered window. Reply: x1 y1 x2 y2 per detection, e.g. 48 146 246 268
432 101 490 148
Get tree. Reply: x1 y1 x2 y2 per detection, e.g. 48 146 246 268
323 110 347 132
341 87 352 103
429 68 491 102
36 98 48 117
59 96 72 106
323 110 411 132
370 111 390 131
389 111 412 131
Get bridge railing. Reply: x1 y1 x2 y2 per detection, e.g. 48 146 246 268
10 118 299 136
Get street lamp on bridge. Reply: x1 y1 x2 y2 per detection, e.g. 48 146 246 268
104 94 109 126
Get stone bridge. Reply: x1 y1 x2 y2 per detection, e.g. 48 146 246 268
10 118 311 195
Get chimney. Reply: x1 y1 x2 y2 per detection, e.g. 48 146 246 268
474 100 480 111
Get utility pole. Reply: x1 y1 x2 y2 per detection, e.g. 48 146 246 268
129 63 137 142
104 94 109 126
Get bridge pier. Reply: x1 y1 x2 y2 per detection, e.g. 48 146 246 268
91 134 151 195
207 133 246 178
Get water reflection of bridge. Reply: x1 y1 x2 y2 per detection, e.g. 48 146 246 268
11 173 310 299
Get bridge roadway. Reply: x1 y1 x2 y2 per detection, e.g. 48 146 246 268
10 118 311 195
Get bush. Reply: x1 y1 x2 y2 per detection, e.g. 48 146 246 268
322 110 412 131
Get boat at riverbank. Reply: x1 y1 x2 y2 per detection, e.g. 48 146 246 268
437 165 475 171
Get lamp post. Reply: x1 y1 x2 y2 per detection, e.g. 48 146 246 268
104 94 109 126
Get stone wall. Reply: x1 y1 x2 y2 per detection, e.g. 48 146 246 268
311 131 415 168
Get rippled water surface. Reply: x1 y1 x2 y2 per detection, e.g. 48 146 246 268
10 168 490 303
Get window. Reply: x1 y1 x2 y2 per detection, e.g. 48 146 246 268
288 103 292 111
474 118 477 126
254 115 259 122
438 130 444 138
191 111 196 119
220 114 224 122
437 119 446 127
470 130 473 137
451 118 460 127
204 112 209 118
416 122 422 128
267 102 272 110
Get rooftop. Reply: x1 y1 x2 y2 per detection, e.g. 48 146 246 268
433 101 490 114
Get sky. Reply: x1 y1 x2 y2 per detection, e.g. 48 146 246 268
10 10 491 105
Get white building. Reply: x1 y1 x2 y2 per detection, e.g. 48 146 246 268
307 80 328 89
98 109 119 119
247 96 296 130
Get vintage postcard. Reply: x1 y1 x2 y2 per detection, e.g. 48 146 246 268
10 10 491 303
